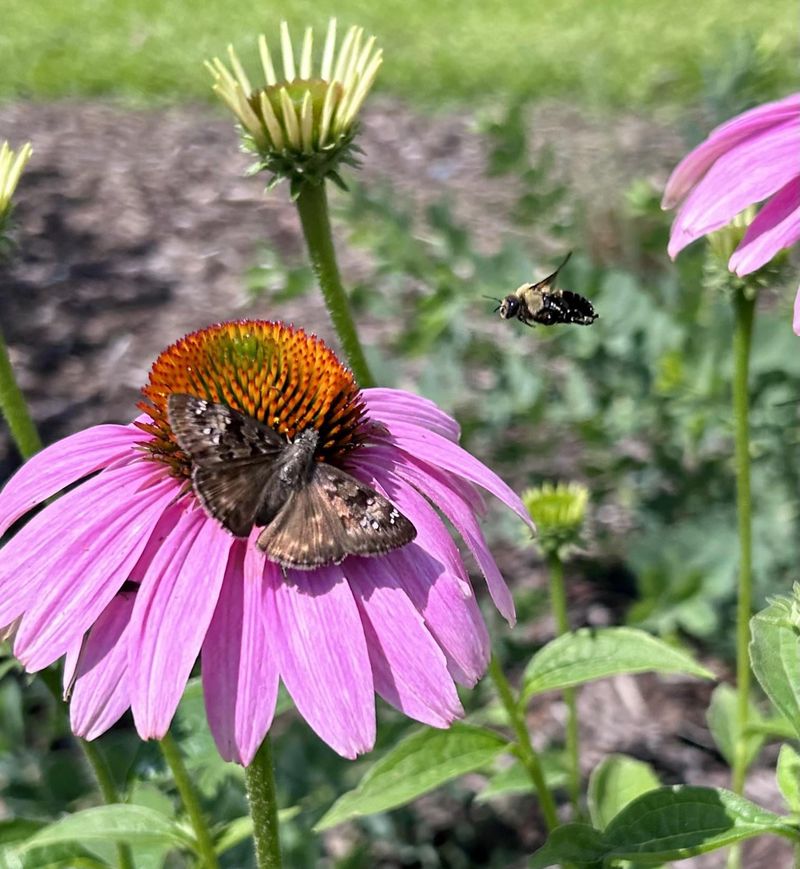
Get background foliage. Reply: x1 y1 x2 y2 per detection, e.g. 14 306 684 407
1 1 799 866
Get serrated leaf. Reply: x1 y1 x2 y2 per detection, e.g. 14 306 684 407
522 627 713 699
750 604 800 738
587 754 660 829
315 723 508 830
16 806 194 855
531 787 798 867
706 683 764 770
777 744 800 814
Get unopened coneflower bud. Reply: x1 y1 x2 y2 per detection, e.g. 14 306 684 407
0 141 32 248
522 481 588 557
207 19 382 197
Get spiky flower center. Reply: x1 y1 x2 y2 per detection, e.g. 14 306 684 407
138 321 367 477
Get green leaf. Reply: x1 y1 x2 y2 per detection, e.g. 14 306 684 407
777 744 800 814
587 754 660 830
315 723 508 830
476 752 568 802
750 603 800 738
522 627 713 699
603 787 795 861
706 683 764 770
531 787 798 866
529 824 610 867
16 806 195 855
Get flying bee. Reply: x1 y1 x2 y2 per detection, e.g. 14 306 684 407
485 252 598 327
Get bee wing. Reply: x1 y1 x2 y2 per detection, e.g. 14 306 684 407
257 464 416 570
531 250 572 291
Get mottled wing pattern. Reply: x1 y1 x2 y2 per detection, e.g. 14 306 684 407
167 394 286 537
257 464 416 569
167 394 284 465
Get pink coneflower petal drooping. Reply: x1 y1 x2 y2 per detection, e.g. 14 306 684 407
0 321 530 764
662 94 800 294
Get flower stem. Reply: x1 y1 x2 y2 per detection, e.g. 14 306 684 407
731 287 755 799
294 181 376 387
547 552 581 815
80 739 135 869
0 326 41 459
488 655 558 831
244 735 283 868
159 732 219 868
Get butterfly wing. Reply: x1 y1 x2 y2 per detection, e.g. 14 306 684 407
256 464 416 569
167 394 286 537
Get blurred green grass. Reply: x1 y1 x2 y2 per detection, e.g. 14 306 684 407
1 0 796 107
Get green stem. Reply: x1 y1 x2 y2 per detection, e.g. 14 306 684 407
0 326 41 459
731 288 755 798
547 552 581 814
294 181 376 387
488 656 559 831
244 735 283 868
160 732 219 868
80 740 135 869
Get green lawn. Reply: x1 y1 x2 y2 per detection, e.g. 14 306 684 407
1 0 796 108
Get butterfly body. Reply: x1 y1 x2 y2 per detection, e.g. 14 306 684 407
167 394 416 569
489 252 598 327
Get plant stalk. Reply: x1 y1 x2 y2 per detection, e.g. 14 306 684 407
731 288 756 798
294 181 376 387
547 552 581 814
488 655 559 831
0 326 41 459
244 735 283 868
160 732 219 868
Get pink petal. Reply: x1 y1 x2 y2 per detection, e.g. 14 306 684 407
385 545 490 686
794 284 800 337
0 425 143 537
348 454 490 683
362 388 460 442
668 119 800 258
403 454 516 624
729 177 800 275
346 558 462 727
202 542 280 765
69 592 136 740
130 509 232 739
0 465 148 626
12 474 177 671
663 94 800 208
266 564 375 758
375 422 532 529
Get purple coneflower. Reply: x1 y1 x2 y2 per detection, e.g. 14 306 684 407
662 93 800 290
0 321 529 763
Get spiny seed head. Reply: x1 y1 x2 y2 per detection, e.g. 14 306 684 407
138 320 367 477
207 19 382 195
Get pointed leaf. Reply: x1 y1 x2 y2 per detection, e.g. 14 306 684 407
476 752 568 802
16 806 195 854
777 744 800 814
750 603 800 737
315 723 508 830
529 824 610 867
706 683 764 770
587 754 660 830
522 627 713 700
532 787 798 866
603 787 796 861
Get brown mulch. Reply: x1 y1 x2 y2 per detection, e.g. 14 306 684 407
0 98 788 867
